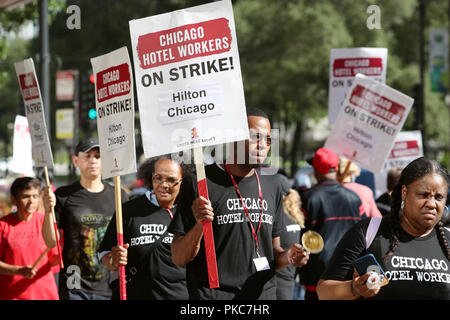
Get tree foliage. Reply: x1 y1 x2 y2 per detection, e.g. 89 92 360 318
0 0 65 157
234 0 449 169
1 0 449 169
0 37 29 155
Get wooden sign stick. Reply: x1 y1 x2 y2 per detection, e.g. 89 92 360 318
44 166 64 269
193 147 219 288
114 176 127 300
32 247 51 269
338 151 357 183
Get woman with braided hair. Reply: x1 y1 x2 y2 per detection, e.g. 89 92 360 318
316 157 450 299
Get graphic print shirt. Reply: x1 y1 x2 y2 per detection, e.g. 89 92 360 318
55 181 128 296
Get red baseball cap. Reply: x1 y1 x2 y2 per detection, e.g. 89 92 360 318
308 148 339 174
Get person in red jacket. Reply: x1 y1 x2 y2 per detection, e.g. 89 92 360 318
0 177 59 300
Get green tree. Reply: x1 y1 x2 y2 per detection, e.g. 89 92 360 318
0 37 30 158
235 0 449 173
0 0 66 160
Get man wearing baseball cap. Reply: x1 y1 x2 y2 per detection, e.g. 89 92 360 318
299 147 364 300
43 137 128 300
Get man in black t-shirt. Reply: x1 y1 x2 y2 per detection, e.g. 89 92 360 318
44 138 128 300
169 107 310 300
300 148 363 300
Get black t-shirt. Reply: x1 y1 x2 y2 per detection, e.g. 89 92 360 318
98 194 188 300
55 181 128 297
300 179 363 287
169 164 285 300
321 216 450 299
275 213 302 300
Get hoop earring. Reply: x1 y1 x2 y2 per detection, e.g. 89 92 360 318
400 201 404 211
442 206 449 219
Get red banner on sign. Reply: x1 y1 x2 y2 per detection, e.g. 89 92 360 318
349 85 406 125
390 140 420 158
136 18 232 69
96 63 131 103
18 72 39 101
333 57 383 77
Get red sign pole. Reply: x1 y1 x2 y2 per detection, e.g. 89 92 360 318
193 147 219 288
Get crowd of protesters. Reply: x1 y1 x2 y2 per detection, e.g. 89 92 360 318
1 108 449 300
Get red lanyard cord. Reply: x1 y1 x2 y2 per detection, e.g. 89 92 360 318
224 163 264 250
166 208 173 219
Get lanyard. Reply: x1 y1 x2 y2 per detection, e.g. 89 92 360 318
224 163 264 251
166 208 173 219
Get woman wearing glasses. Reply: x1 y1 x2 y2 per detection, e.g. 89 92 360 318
99 155 189 300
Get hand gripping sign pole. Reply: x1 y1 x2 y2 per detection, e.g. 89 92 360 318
44 166 64 269
338 150 357 183
193 147 219 288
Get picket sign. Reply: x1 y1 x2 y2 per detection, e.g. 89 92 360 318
324 74 414 174
328 48 388 125
91 46 138 300
14 58 63 269
373 130 423 197
10 115 34 176
129 0 249 288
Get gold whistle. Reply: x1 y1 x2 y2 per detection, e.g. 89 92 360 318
301 230 324 254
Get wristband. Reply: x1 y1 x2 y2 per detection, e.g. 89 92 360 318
109 255 118 270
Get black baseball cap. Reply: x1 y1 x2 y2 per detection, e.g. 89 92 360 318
75 137 100 155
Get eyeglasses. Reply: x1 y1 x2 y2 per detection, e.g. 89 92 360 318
249 132 272 146
152 174 182 187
